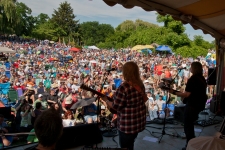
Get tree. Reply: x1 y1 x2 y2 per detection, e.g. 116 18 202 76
35 13 49 26
156 14 174 27
0 0 17 34
80 21 114 46
51 1 79 38
156 13 185 34
14 2 35 36
193 35 204 46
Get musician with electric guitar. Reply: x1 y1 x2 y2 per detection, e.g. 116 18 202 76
162 62 207 150
81 62 146 150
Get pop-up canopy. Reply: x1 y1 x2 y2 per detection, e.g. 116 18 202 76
102 0 225 96
103 0 225 40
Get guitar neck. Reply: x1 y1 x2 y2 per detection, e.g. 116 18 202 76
80 84 113 101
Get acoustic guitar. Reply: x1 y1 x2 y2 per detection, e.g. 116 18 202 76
80 84 117 114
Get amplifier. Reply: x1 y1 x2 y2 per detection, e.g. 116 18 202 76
174 105 185 123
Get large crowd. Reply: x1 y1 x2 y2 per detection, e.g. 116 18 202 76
0 37 216 147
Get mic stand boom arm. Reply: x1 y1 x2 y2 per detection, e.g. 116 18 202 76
152 69 183 143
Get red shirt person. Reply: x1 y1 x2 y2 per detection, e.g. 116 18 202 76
62 94 78 112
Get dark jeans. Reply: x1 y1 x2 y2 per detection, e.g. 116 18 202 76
119 130 138 150
184 106 199 145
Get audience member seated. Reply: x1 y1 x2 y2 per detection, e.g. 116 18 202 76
33 94 48 111
155 95 165 118
0 114 12 147
26 108 63 150
62 110 76 127
47 89 58 107
62 94 78 113
82 102 97 124
148 96 158 121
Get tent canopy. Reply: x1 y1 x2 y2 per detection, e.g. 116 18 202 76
0 47 16 53
103 0 225 40
132 45 154 50
156 45 172 53
69 47 80 52
88 46 100 50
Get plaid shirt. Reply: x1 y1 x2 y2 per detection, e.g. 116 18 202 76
112 82 146 134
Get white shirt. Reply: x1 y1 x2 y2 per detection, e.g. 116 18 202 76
63 119 76 127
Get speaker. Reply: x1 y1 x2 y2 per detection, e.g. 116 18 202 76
207 68 217 85
174 106 185 123
56 123 103 150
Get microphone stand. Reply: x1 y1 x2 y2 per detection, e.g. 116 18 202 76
98 70 116 137
152 68 183 143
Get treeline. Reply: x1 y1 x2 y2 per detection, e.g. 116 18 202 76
0 0 215 57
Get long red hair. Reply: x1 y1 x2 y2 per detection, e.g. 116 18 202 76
64 110 74 119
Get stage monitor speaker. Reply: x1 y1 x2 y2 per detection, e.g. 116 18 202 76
174 105 185 123
56 123 103 150
207 68 217 85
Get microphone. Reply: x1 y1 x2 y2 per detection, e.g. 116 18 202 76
106 68 116 72
178 67 186 70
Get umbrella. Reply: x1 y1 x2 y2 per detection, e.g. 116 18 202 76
69 47 80 52
0 47 16 53
83 46 89 49
70 98 96 109
156 45 172 53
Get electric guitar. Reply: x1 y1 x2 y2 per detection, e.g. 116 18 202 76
80 84 117 114
158 83 188 104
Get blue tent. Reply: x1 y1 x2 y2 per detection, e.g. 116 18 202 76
156 45 172 53
141 48 152 54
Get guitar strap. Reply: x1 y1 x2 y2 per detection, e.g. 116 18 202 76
126 81 148 103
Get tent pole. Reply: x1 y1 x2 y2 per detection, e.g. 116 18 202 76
216 38 225 101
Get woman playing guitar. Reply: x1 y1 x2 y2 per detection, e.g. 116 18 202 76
166 62 207 150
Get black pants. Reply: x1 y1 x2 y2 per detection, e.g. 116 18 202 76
119 130 138 150
184 106 199 145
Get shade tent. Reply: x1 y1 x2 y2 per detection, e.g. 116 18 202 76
0 47 16 53
131 45 154 50
101 0 225 107
88 46 100 50
102 0 225 40
156 45 172 53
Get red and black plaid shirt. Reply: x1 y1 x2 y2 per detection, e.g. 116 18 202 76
112 82 146 134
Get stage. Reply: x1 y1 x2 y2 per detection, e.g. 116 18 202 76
6 112 224 150
67 113 223 150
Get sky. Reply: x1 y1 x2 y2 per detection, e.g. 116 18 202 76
19 0 214 42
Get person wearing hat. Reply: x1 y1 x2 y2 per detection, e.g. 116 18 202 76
61 94 78 112
33 94 48 111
